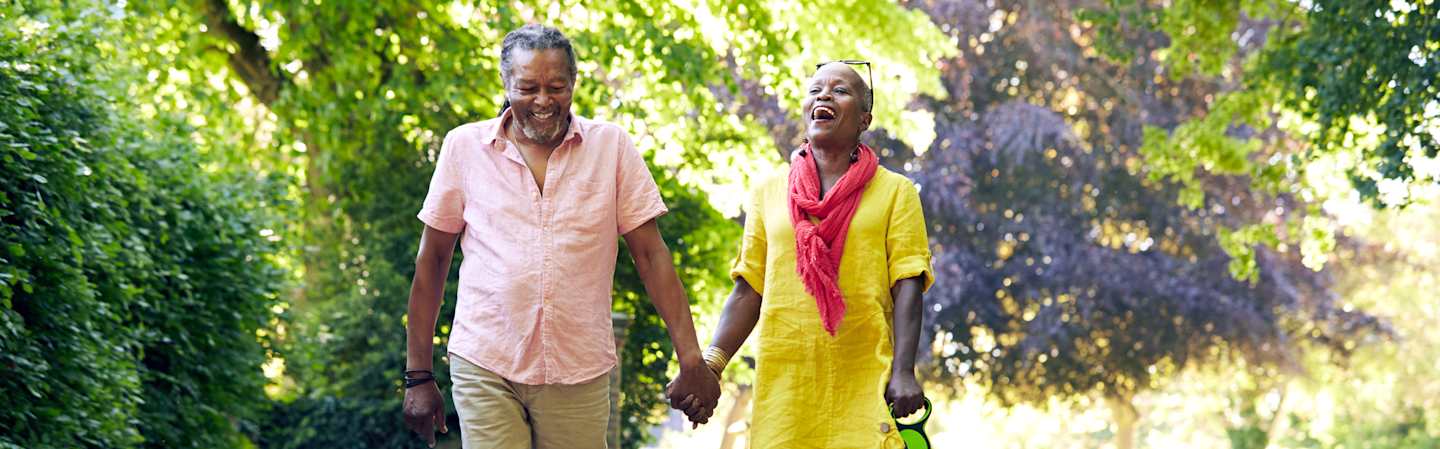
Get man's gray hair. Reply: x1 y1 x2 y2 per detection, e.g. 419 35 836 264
500 24 577 86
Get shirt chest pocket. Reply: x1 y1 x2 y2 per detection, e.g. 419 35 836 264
560 179 615 232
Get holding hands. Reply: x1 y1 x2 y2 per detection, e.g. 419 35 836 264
666 360 721 428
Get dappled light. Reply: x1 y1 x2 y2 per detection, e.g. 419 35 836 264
3 1 1438 449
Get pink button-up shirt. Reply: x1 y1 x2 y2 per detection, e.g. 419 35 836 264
418 110 667 385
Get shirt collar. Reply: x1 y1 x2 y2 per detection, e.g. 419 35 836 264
486 107 586 149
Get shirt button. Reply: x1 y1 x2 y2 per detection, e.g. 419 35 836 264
879 422 891 433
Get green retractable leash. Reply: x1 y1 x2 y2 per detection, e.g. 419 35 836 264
891 398 933 449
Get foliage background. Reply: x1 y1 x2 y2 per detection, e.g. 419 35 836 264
2 1 1436 448
2 3 284 448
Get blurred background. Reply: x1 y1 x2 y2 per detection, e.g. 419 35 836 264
2 0 1437 448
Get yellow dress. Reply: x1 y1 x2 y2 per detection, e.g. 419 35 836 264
731 166 934 449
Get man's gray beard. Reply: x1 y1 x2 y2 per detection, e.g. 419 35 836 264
520 117 565 143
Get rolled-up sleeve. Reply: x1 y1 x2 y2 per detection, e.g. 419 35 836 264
729 186 768 295
886 179 934 292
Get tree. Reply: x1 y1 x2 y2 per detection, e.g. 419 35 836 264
873 2 1382 447
120 1 954 447
1107 0 1438 276
82 1 1401 448
1277 203 1440 448
605 1 1386 446
1196 0 1433 203
1 3 283 448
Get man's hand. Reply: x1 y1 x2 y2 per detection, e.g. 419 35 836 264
403 225 458 446
666 363 721 428
885 371 926 419
403 383 448 447
625 219 721 428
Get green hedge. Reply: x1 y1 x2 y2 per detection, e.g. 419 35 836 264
0 6 283 449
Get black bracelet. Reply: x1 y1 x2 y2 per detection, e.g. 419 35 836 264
403 370 435 389
404 376 435 389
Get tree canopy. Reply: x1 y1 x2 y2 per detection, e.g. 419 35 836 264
1098 0 1438 278
2 3 283 448
4 1 1429 448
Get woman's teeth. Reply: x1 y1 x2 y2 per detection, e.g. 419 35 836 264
812 106 836 120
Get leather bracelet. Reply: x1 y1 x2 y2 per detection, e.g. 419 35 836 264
404 370 435 389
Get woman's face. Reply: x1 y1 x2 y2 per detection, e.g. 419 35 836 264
802 63 871 147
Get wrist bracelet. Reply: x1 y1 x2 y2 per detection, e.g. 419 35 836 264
404 376 435 389
403 369 435 389
702 346 731 378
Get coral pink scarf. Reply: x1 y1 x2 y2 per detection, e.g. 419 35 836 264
788 143 878 335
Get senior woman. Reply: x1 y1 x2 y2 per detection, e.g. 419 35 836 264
696 61 934 448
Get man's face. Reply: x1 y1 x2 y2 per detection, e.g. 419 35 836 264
802 63 871 146
505 48 574 145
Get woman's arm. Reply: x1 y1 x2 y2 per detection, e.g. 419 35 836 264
708 277 764 360
886 276 926 417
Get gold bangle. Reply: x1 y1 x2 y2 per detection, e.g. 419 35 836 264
704 346 731 366
702 346 731 378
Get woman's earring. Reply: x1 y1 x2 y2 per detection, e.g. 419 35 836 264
850 148 860 162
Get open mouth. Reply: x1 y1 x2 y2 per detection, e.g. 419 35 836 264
531 110 557 120
811 106 836 122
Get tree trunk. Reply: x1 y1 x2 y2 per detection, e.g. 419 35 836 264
1109 393 1139 449
196 0 283 106
296 128 331 306
718 383 754 449
197 0 341 304
1263 385 1287 447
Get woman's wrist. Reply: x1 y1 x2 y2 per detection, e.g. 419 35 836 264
891 364 917 378
702 346 732 378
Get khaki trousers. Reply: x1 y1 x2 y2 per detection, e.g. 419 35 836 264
449 355 610 449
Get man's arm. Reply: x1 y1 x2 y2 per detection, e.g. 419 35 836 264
885 276 926 417
406 225 460 370
622 218 721 426
403 225 460 447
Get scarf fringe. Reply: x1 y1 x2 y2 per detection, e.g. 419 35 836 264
795 226 847 335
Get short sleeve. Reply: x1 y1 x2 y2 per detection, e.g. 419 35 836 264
417 131 467 234
887 179 934 292
615 133 668 235
729 185 767 296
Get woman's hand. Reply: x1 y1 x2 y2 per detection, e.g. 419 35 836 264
885 371 925 418
666 362 721 428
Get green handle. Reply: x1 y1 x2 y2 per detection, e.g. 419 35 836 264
891 398 932 449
